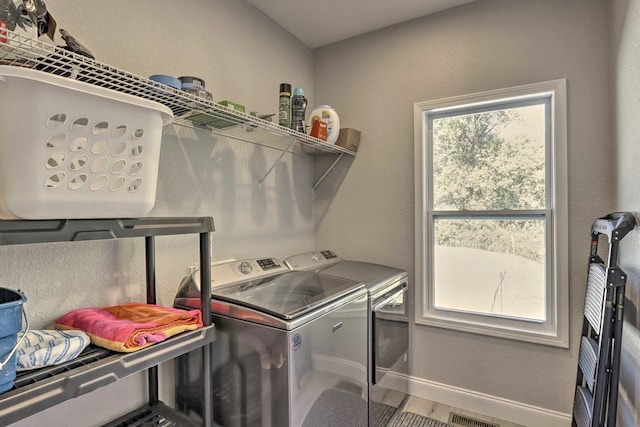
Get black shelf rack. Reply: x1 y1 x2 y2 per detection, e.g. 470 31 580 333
0 217 215 426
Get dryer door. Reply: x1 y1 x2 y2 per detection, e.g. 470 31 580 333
372 282 408 384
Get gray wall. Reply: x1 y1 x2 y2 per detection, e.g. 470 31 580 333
611 0 640 425
314 0 611 414
3 0 620 425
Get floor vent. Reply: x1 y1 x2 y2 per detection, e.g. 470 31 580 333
448 412 500 427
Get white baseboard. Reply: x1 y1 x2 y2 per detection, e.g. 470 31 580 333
393 373 572 427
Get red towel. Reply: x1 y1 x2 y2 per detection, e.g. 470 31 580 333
55 303 202 352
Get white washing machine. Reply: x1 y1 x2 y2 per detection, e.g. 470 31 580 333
285 250 409 427
174 257 369 427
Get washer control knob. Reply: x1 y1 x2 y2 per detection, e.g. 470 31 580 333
311 252 321 262
239 261 253 275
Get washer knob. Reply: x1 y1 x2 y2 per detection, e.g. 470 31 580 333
311 252 321 262
239 261 253 275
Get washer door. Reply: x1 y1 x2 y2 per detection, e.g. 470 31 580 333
211 271 363 320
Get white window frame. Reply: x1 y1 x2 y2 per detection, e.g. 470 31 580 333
413 79 568 347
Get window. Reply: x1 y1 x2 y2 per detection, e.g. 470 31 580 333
414 80 568 347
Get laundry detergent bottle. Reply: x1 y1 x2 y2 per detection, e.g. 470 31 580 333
309 105 340 144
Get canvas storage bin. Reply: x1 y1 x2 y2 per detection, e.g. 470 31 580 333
0 66 173 219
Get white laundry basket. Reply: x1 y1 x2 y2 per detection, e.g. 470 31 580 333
0 66 173 219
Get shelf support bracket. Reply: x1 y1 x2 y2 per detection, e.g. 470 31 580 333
257 137 297 187
312 153 344 193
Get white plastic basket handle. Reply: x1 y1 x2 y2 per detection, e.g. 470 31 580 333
0 306 29 370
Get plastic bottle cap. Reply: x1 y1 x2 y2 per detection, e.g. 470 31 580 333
293 87 305 96
280 83 292 94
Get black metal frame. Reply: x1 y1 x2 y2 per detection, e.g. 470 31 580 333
573 212 636 427
0 217 214 426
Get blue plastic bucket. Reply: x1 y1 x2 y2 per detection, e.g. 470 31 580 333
0 288 27 394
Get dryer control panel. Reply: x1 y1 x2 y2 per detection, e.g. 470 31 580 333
284 250 341 271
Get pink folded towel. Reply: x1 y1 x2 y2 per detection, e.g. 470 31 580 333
55 303 203 352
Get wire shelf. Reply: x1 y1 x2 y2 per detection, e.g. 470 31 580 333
0 29 354 157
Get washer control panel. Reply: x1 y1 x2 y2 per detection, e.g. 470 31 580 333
211 257 289 287
284 250 341 271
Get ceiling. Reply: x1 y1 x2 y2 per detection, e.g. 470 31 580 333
245 0 476 49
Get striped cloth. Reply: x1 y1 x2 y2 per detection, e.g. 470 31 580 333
15 330 90 371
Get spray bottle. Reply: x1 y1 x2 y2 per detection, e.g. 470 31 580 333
279 83 292 128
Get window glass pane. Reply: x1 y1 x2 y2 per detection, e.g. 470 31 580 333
433 217 546 321
432 104 546 210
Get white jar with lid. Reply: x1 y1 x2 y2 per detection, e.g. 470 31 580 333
310 105 340 144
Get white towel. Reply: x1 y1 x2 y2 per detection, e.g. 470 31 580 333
15 330 90 371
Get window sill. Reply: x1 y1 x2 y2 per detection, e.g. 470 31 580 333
415 313 569 348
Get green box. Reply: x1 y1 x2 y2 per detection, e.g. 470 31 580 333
218 100 245 113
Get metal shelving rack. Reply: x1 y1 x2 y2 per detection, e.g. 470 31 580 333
0 29 355 189
0 217 215 426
